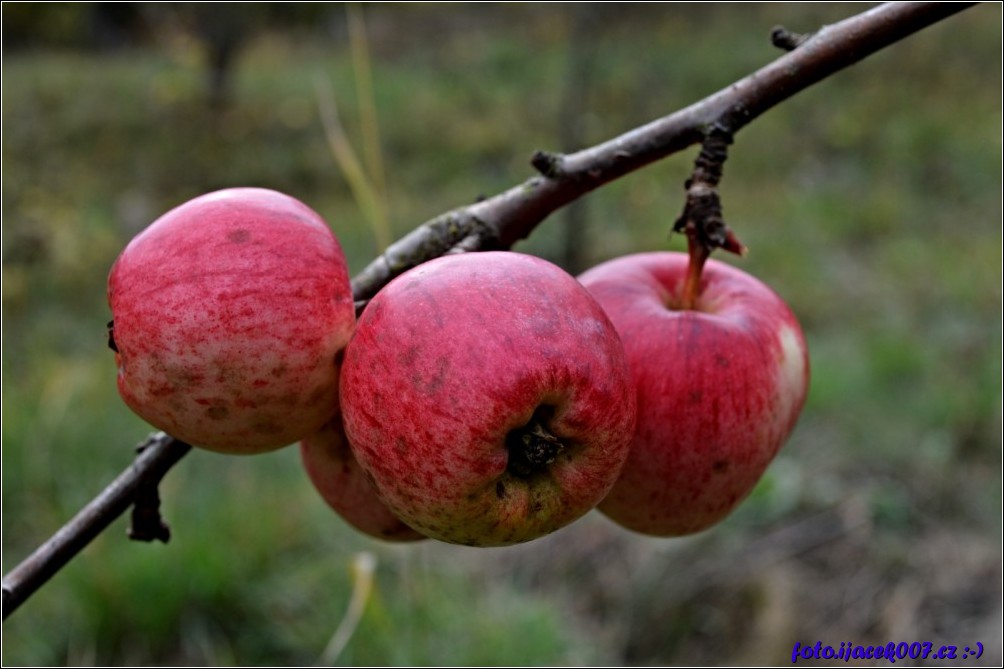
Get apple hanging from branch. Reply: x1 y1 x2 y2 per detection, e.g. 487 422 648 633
580 251 809 536
579 130 810 536
107 187 355 454
339 251 637 546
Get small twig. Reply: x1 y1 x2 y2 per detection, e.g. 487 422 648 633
127 440 173 543
530 150 564 179
771 25 812 51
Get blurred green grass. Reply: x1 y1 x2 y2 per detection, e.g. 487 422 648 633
2 4 1001 666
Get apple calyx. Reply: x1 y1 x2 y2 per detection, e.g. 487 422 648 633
506 410 565 477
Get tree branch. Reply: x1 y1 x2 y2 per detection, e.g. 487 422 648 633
1 1 974 622
351 2 974 302
2 433 191 620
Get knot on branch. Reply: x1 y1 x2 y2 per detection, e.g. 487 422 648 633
674 129 746 256
771 25 811 51
530 150 564 179
445 215 501 255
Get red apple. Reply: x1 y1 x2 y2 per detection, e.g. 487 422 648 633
578 251 809 536
108 187 355 454
339 251 637 547
300 411 427 542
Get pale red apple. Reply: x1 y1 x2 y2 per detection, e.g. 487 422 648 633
108 187 355 454
578 251 809 536
339 251 637 547
300 411 427 542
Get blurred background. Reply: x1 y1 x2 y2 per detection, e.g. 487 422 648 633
2 3 1000 665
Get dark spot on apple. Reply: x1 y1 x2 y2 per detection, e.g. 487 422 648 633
713 460 729 472
715 354 730 367
252 419 283 435
399 345 419 367
496 480 507 499
307 385 327 405
207 406 229 420
215 362 242 384
394 436 408 454
408 518 429 533
423 357 449 394
228 229 251 243
689 390 703 403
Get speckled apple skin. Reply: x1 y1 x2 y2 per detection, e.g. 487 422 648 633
108 188 355 454
340 252 637 547
578 252 809 536
300 411 427 542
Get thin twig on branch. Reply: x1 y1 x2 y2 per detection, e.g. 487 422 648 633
771 25 812 52
0 1 974 623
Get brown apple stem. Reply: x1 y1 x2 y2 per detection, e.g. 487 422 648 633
681 234 711 310
673 127 747 311
507 414 565 478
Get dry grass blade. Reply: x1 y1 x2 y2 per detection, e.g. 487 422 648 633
317 552 378 666
347 3 387 212
314 74 392 253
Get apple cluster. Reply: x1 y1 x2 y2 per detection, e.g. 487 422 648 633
108 188 809 547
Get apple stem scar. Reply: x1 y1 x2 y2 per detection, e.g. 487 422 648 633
506 410 565 478
674 127 747 310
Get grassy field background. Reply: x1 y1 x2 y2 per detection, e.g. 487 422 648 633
2 4 1001 665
